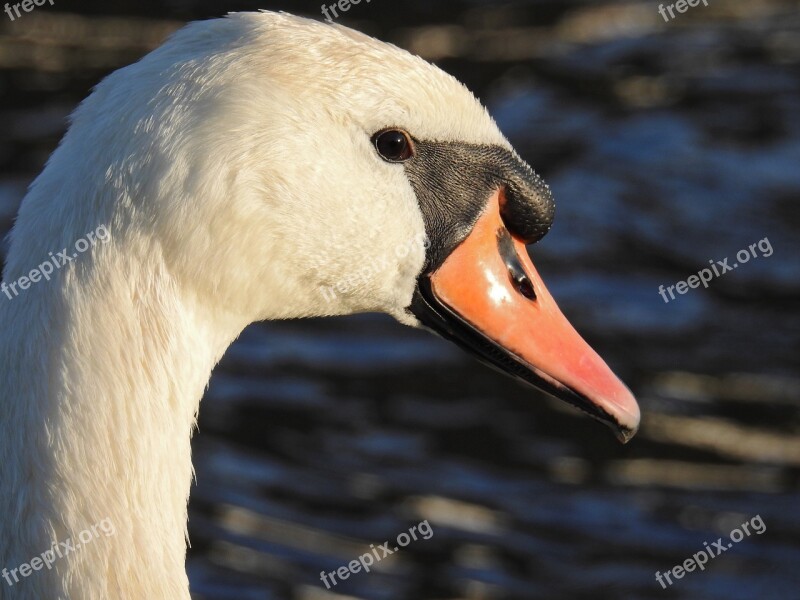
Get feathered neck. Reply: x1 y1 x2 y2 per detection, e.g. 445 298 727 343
0 226 245 599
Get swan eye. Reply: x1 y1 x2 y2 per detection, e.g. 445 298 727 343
373 129 414 162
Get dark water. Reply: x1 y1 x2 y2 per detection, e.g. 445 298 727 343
1 1 799 599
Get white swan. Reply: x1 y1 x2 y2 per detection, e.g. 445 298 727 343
0 11 639 599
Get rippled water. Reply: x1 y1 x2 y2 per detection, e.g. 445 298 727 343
1 1 799 599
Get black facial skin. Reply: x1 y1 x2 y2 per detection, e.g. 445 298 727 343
395 136 555 321
401 139 555 272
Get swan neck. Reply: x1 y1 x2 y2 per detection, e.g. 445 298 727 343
0 239 244 599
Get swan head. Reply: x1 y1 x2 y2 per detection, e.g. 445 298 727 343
63 11 638 441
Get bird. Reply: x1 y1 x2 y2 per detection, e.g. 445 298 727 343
0 11 640 599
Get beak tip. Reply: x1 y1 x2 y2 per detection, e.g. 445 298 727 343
610 395 640 444
614 423 639 444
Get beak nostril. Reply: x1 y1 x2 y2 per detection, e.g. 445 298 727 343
512 272 537 301
497 227 537 301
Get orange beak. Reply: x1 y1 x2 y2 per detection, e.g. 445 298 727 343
411 190 640 442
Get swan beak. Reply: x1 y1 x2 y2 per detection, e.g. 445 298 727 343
411 191 640 443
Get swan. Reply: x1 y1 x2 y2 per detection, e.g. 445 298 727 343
0 11 640 599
